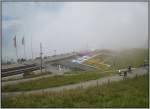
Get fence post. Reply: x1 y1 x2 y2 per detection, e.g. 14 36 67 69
108 79 110 84
97 80 98 87
80 84 83 89
22 92 24 96
42 89 44 95
136 74 138 78
62 89 64 97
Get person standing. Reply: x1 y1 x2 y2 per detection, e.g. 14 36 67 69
128 66 132 73
123 71 127 80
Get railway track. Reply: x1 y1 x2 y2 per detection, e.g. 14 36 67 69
1 64 40 77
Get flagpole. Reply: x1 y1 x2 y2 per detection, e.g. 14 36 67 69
23 37 26 59
4 35 7 62
31 36 33 59
40 43 43 73
16 45 18 60
15 37 18 62
24 42 26 59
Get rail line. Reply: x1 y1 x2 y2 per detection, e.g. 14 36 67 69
1 64 40 77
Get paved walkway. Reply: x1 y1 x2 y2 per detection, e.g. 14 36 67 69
2 66 148 98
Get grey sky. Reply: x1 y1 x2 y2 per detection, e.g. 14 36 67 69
2 2 148 61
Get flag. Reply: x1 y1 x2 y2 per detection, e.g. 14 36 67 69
22 37 24 45
13 36 16 48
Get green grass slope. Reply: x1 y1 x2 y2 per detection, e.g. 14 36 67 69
104 48 148 69
2 74 148 108
2 71 112 92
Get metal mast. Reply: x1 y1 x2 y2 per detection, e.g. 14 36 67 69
40 43 43 73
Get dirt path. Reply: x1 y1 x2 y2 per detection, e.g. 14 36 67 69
2 66 148 98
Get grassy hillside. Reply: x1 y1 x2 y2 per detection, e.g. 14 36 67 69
2 71 114 92
105 48 148 69
2 74 148 108
2 48 148 92
84 48 148 70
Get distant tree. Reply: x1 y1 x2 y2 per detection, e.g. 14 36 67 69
7 61 11 65
44 56 47 59
21 58 24 63
36 57 40 59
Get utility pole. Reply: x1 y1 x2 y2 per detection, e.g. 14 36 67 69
13 36 18 62
113 56 117 68
40 43 43 73
54 50 56 56
23 37 26 59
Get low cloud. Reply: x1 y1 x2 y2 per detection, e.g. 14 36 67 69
2 2 148 61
